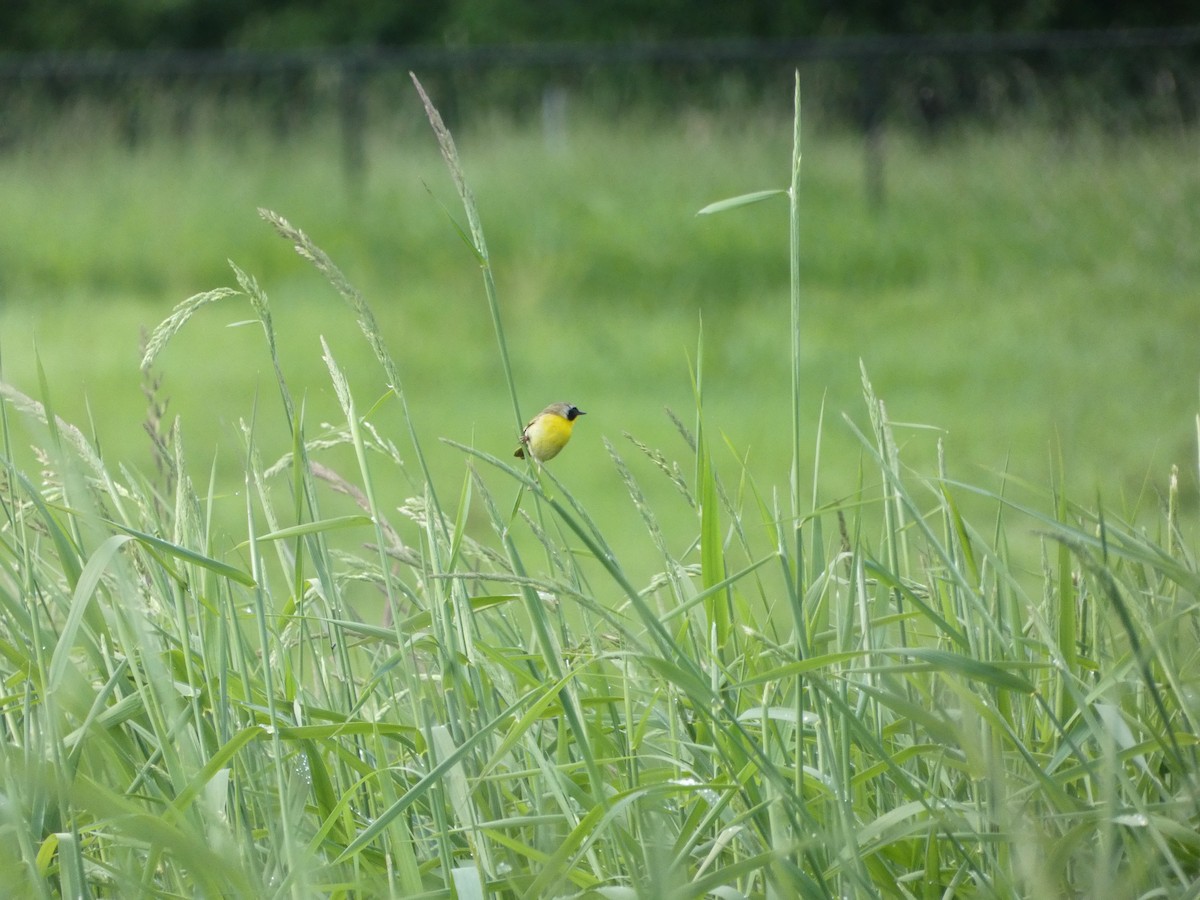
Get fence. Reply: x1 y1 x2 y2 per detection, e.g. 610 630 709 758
2 27 1198 203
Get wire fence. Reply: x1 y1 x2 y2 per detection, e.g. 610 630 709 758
3 28 1198 203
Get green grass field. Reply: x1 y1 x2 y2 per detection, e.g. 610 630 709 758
3 104 1198 568
0 83 1198 896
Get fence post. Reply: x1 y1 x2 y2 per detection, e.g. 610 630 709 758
339 58 366 186
542 84 569 152
861 58 886 210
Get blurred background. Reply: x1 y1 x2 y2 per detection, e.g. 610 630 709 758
1 2 1198 582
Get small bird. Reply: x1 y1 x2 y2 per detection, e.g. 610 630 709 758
514 402 586 462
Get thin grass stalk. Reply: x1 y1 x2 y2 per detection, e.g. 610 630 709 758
788 72 803 553
691 337 733 665
478 473 610 815
410 73 523 437
240 427 305 891
407 79 585 770
161 438 222 764
316 340 433 705
231 263 295 426
606 437 692 621
258 207 450 574
783 75 814 881
1052 446 1079 727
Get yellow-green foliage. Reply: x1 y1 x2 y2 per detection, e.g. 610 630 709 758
0 81 1197 896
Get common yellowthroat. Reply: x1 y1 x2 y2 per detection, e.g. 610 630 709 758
514 402 586 462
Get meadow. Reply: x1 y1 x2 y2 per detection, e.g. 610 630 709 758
0 79 1198 896
3 93 1198 568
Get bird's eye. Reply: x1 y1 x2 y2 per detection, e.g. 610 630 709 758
568 406 580 420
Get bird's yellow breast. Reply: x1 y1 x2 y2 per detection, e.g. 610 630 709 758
523 412 575 462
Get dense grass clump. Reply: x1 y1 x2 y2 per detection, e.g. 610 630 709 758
1 77 1198 897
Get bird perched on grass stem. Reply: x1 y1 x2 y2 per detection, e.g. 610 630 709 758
514 402 586 462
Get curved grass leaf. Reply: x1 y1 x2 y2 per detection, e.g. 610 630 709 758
697 189 786 216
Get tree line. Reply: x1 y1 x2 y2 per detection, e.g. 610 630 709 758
2 0 1194 54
